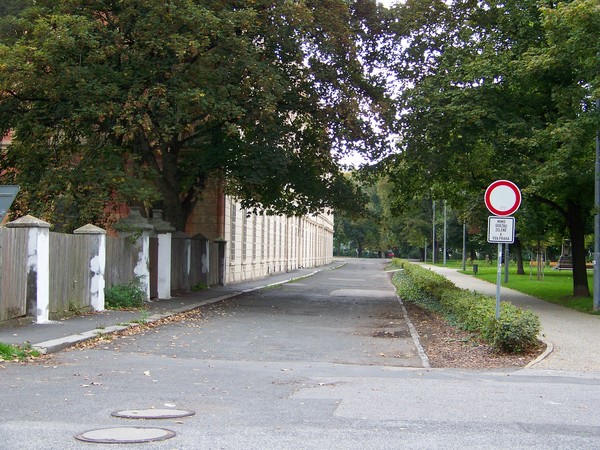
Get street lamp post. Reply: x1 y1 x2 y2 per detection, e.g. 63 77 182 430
443 201 447 267
594 98 600 311
462 222 467 271
432 200 436 264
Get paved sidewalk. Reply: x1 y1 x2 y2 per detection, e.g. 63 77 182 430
420 264 600 372
0 264 342 354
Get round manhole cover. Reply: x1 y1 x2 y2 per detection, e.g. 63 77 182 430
112 408 195 419
74 427 176 444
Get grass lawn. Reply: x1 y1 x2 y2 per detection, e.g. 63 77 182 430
428 259 598 314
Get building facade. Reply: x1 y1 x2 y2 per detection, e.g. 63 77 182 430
186 186 334 284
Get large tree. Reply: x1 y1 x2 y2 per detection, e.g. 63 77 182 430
382 0 599 297
0 0 393 230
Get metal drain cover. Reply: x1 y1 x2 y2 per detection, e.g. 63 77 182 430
112 408 195 419
74 427 176 444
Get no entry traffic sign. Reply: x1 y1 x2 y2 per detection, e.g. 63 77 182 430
484 180 521 217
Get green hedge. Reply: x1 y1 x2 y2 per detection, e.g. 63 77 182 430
393 261 540 353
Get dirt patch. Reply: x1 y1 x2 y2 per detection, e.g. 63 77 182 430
403 301 545 369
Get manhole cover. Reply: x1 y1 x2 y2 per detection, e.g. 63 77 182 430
112 408 195 419
74 427 176 444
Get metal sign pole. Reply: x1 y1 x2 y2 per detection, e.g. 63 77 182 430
496 243 502 319
504 242 510 283
432 200 436 264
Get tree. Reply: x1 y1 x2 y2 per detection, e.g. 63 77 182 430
334 176 383 257
0 0 393 230
382 0 599 297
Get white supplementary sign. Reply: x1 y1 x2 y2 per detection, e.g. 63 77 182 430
487 216 515 244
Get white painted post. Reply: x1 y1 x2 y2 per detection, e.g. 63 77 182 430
74 224 106 311
6 215 51 323
150 210 175 299
156 233 172 298
114 207 154 301
136 231 151 301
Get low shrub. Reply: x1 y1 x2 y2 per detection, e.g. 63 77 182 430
440 290 495 332
394 271 445 313
0 342 41 361
105 281 145 309
393 261 541 353
480 307 541 352
402 263 457 300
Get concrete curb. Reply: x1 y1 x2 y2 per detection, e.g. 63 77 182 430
524 339 554 369
396 295 431 369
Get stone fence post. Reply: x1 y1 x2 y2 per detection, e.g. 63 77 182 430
114 207 154 301
74 224 106 311
150 209 175 299
6 215 50 323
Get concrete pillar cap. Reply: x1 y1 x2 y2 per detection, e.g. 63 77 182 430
6 214 51 228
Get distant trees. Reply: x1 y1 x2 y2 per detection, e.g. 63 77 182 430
334 176 465 260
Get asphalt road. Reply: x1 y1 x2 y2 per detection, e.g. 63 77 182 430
0 258 599 449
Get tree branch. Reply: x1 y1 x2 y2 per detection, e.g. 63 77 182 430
3 90 49 103
529 193 568 220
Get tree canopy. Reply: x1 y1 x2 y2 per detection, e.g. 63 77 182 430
0 0 393 230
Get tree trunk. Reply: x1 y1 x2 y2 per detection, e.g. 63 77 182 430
567 200 590 297
357 240 363 258
469 247 476 261
514 237 525 275
537 240 543 281
161 187 187 231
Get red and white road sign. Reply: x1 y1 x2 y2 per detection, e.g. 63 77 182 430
484 180 521 217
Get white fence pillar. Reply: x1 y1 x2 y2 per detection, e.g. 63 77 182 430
6 215 50 323
150 209 174 299
74 224 106 311
114 207 154 301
